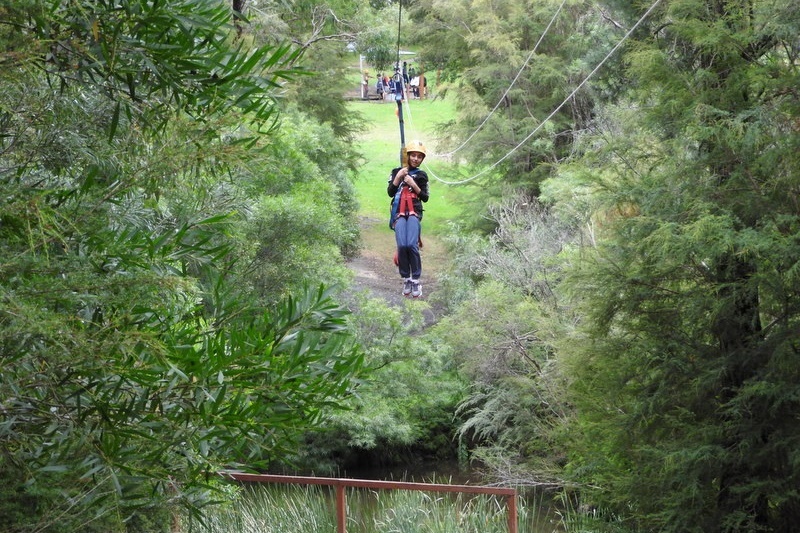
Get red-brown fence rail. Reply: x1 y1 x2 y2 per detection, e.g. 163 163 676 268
223 472 518 533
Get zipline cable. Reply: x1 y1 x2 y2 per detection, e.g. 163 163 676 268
400 0 566 158
395 0 406 166
419 0 664 186
395 0 402 63
435 0 568 159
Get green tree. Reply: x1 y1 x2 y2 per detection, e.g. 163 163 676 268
0 0 364 528
287 295 466 474
407 0 611 203
547 0 800 530
358 27 397 73
243 0 370 142
432 196 576 486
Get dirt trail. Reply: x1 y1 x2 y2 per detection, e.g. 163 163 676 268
346 216 449 325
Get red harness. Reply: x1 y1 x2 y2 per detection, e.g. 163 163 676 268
398 186 417 217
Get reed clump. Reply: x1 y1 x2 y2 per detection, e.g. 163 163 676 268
191 484 557 533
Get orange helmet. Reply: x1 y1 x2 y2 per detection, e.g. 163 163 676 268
405 140 427 158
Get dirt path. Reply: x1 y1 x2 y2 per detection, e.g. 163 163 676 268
346 216 449 326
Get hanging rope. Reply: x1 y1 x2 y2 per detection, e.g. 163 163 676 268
420 0 664 185
435 0 568 159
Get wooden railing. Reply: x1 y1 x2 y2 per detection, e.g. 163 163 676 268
223 472 518 533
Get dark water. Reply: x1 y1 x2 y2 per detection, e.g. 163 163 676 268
339 458 486 485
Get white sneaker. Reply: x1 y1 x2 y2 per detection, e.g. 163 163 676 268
402 278 413 296
411 280 422 298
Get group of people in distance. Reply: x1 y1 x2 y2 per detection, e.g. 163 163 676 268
362 61 425 102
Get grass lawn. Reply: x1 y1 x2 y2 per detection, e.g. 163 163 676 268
349 95 473 237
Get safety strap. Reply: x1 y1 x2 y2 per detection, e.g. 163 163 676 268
399 167 420 217
399 186 417 217
389 168 421 230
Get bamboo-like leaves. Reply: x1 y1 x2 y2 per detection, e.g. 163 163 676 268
26 0 301 136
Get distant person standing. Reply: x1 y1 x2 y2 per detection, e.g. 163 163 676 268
376 74 384 102
361 72 369 100
409 76 419 98
383 74 391 101
390 66 406 101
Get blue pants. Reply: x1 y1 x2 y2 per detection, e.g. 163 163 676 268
394 215 422 279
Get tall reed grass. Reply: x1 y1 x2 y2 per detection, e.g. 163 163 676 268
190 484 560 533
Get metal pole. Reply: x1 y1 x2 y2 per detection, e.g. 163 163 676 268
395 0 405 166
397 96 405 166
359 55 364 100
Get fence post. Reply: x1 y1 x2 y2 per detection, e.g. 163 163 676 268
335 483 347 533
507 493 518 533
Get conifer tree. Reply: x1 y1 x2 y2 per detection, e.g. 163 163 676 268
558 1 800 530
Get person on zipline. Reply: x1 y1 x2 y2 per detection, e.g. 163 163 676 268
388 140 430 298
